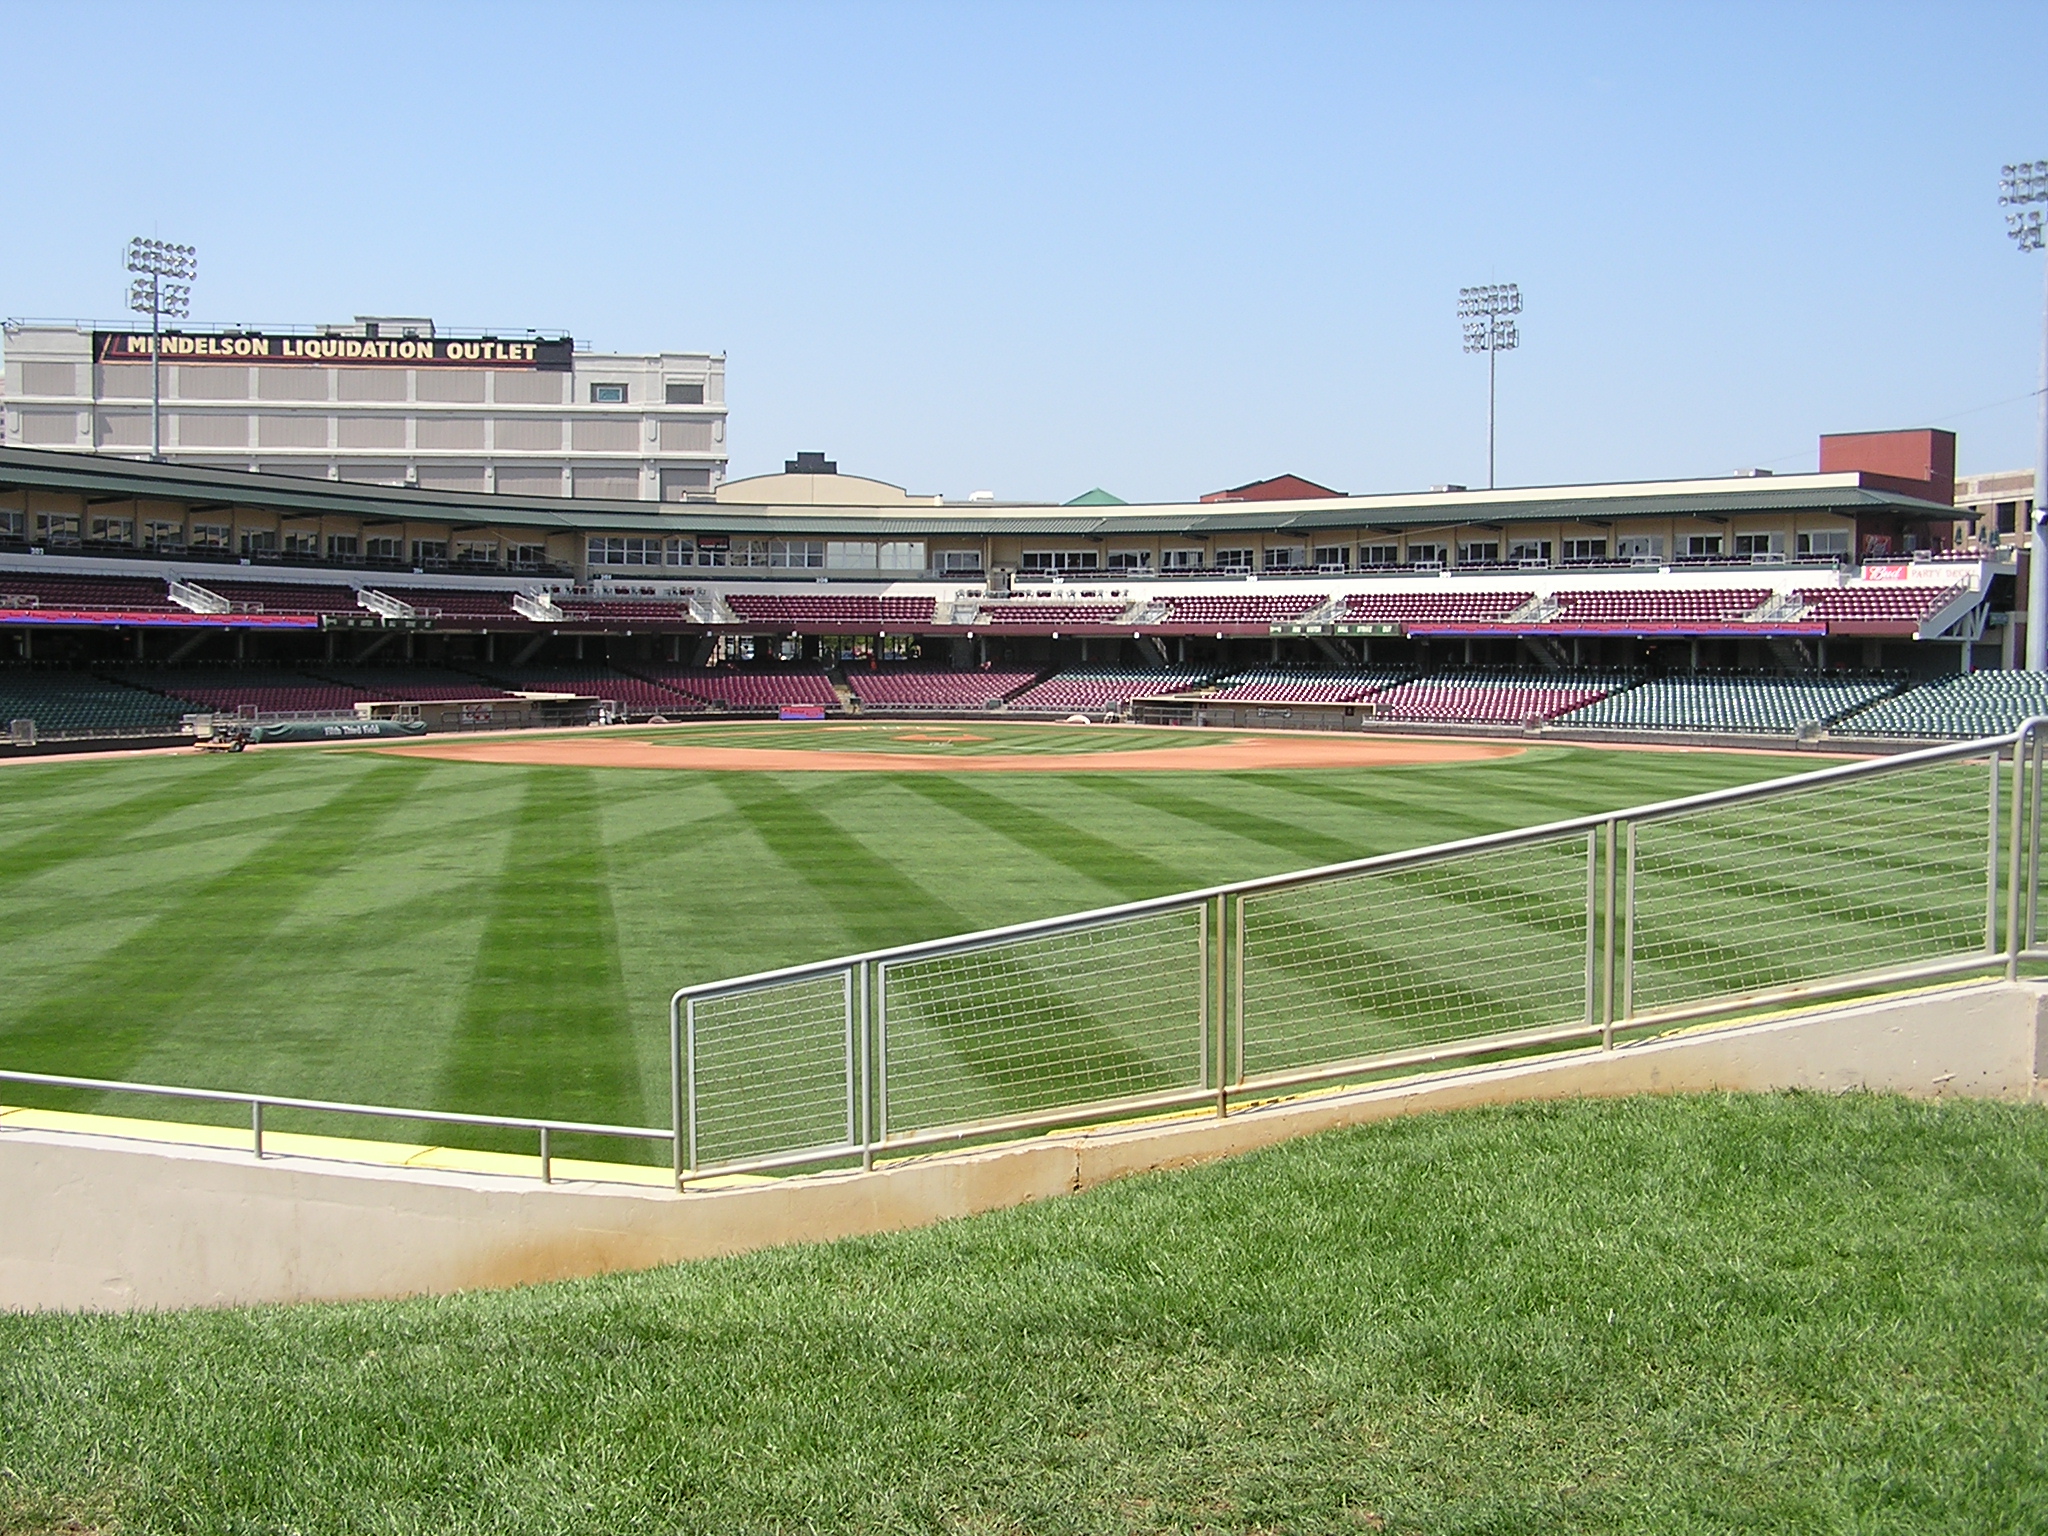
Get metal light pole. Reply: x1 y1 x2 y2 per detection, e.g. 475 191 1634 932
1460 283 1521 490
2000 164 2048 669
125 238 197 462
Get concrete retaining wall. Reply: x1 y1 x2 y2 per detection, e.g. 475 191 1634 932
5 980 2044 1313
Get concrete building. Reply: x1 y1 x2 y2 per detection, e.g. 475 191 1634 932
1954 468 2036 546
0 317 726 502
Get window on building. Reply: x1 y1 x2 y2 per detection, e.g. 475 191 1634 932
1212 548 1254 571
1733 532 1786 557
1313 545 1351 570
240 530 277 555
366 536 403 561
1995 500 2019 535
191 523 231 551
455 540 498 565
730 539 769 567
89 516 133 544
879 541 926 570
0 511 24 539
1264 546 1306 569
1107 550 1151 570
1406 543 1445 566
282 531 318 556
1360 543 1399 566
1508 539 1552 565
589 383 628 404
938 549 982 572
1021 550 1101 571
411 539 449 565
1456 541 1500 566
827 540 878 569
1796 529 1851 557
1617 535 1664 562
1161 548 1203 569
144 520 183 549
327 535 360 560
33 513 81 544
1562 538 1607 562
587 536 672 566
1683 535 1724 557
505 543 545 567
665 382 705 405
769 539 825 569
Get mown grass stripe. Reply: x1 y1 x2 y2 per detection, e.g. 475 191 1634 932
439 770 644 1131
1074 774 1366 866
890 775 1190 901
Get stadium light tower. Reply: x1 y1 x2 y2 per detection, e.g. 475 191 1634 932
2002 163 2048 668
126 237 197 461
1460 283 1521 490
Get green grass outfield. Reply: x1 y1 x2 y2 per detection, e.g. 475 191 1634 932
0 725 1861 1146
4 1093 2045 1534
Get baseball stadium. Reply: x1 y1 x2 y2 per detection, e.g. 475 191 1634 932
4 428 2048 1531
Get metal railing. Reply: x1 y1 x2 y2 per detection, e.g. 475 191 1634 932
3 723 2040 1190
670 721 2046 1186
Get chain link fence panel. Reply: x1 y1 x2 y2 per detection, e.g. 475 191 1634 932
688 971 853 1168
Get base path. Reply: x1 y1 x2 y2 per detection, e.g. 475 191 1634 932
375 732 1527 773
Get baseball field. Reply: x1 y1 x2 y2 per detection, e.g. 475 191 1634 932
0 721 1841 1151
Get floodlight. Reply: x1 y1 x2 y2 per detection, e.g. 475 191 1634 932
1458 282 1522 488
125 237 198 460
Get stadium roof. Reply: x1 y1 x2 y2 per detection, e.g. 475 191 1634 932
0 446 1961 538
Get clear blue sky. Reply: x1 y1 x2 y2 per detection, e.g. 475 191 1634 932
4 2 2044 502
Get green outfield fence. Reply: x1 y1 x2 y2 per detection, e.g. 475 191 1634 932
4 723 2044 1189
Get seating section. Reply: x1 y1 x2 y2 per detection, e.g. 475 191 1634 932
1836 672 2048 739
1157 594 1325 626
467 666 707 714
978 603 1128 626
198 581 365 614
1557 674 1896 734
846 670 1040 709
0 670 190 737
557 598 696 623
1552 588 1769 624
1204 668 1410 703
121 668 368 715
646 669 840 711
379 588 525 620
1793 585 1968 624
1368 671 1632 724
1007 670 1210 713
0 574 177 613
1340 591 1532 624
725 593 937 628
306 667 516 702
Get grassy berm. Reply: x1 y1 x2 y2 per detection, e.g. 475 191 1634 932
5 1091 2047 1534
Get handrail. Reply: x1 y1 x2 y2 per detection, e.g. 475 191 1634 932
671 723 2036 1004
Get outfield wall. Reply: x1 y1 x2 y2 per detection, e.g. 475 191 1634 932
4 980 2044 1313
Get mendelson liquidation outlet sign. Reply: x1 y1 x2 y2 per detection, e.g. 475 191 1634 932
94 331 573 370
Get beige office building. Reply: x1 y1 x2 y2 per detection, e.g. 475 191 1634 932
0 317 726 502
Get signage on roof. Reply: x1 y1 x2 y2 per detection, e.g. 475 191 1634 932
93 331 573 370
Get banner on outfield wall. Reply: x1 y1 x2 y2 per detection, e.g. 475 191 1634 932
93 331 574 370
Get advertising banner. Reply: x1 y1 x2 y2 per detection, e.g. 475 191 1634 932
94 331 573 370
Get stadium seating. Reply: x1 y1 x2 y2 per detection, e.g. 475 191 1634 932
379 587 525 620
1835 671 2048 738
119 668 369 715
0 670 190 737
1793 585 1968 625
466 666 707 713
1203 668 1409 703
846 670 1040 709
1155 594 1326 626
647 669 840 711
1368 671 1632 724
725 593 937 628
198 581 364 614
977 603 1128 627
1339 591 1532 624
305 667 517 702
1007 670 1210 713
556 598 696 623
1556 674 1896 734
0 574 178 613
1551 588 1770 624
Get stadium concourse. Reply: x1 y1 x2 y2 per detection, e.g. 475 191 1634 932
0 430 2034 751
